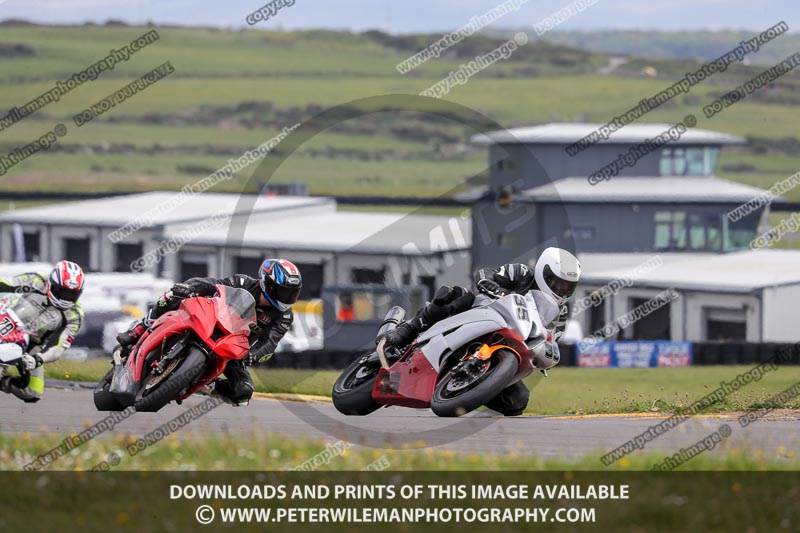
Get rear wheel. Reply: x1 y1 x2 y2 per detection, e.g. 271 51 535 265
332 353 382 415
93 367 125 412
134 347 207 412
430 349 518 417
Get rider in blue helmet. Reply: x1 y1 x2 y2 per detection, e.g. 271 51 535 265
116 259 302 405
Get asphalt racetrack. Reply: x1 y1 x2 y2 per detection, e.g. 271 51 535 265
2 383 799 461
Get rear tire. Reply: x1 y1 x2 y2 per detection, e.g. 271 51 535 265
430 349 518 417
332 353 381 416
134 347 207 412
93 367 126 412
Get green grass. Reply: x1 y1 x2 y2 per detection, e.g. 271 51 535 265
0 25 799 197
45 362 800 415
1 430 797 472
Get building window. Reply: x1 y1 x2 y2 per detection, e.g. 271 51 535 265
655 211 727 251
588 296 606 335
351 267 385 285
334 290 393 322
629 297 671 340
64 237 91 270
179 254 208 279
659 147 718 176
14 231 40 262
654 211 687 250
114 243 143 272
726 215 759 251
704 308 746 341
688 213 723 251
294 263 324 299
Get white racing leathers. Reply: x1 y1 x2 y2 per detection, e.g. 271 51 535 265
0 273 83 402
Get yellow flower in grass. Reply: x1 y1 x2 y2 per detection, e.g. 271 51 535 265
116 512 129 525
619 458 630 469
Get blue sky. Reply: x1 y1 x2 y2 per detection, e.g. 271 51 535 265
0 0 796 33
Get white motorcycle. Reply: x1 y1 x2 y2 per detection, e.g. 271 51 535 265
333 290 561 417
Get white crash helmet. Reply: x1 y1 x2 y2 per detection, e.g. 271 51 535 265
534 247 581 305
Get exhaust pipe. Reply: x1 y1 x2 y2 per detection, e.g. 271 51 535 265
375 306 405 370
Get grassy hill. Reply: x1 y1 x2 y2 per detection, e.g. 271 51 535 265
518 29 800 66
0 23 798 198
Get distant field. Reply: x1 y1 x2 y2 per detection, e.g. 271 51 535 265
0 24 798 197
45 362 800 415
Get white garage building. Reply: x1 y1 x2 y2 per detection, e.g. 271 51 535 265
574 250 800 343
0 192 471 300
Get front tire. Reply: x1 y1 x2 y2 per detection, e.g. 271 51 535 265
430 349 518 417
332 353 381 415
134 347 207 412
93 367 126 412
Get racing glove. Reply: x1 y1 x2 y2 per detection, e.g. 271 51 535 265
21 354 43 371
245 351 274 366
170 282 196 298
476 278 510 299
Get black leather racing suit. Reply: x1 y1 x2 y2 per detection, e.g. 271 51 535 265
145 274 293 404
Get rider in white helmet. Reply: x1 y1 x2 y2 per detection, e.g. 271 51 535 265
383 247 581 415
475 247 581 342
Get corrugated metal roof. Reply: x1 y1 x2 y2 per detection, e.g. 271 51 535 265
471 123 745 145
579 250 800 292
520 176 778 204
0 192 333 228
166 211 472 255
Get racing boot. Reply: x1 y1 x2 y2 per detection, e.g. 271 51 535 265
115 321 146 357
213 359 254 406
383 312 427 348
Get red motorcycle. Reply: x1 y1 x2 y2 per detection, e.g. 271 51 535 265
94 285 256 412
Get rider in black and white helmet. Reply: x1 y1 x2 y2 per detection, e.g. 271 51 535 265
382 247 581 416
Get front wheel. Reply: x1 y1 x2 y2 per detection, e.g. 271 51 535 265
430 349 518 417
134 347 207 412
332 353 381 415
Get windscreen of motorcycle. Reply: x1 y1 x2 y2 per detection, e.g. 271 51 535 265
214 285 257 334
528 290 560 326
